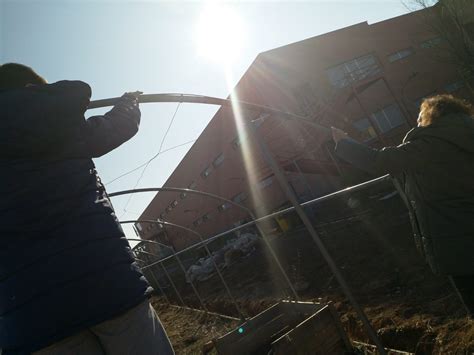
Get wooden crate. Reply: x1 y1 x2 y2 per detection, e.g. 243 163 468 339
214 301 351 355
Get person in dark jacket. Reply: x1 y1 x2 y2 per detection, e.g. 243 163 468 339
331 94 474 317
0 63 174 354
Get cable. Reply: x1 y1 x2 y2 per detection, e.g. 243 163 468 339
105 138 196 186
119 103 182 218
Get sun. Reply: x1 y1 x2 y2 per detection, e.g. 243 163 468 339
196 3 245 65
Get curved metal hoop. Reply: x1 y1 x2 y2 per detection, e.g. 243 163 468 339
88 92 329 134
110 186 299 300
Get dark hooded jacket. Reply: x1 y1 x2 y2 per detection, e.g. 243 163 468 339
335 113 474 276
0 81 149 354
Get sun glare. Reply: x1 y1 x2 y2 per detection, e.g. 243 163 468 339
196 3 245 65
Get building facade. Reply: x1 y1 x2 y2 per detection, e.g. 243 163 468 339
137 7 473 250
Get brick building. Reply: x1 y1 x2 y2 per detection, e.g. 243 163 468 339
136 7 473 250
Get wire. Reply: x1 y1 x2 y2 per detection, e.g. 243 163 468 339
118 103 182 218
105 138 196 186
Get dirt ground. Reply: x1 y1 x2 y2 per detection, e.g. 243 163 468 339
151 302 239 355
150 194 474 354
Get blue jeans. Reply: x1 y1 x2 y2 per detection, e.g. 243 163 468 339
32 301 174 355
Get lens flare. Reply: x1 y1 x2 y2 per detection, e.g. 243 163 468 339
196 3 245 65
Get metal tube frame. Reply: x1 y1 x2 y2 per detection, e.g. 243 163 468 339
125 220 243 318
91 93 395 351
159 261 186 306
249 120 387 354
133 257 172 304
150 271 171 305
116 175 390 267
110 187 299 300
89 93 330 136
122 220 208 311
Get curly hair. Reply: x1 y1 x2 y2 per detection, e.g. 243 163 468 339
419 94 473 127
0 63 47 89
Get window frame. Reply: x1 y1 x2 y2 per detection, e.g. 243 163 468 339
371 104 405 133
326 53 381 88
257 176 274 190
212 153 225 168
200 166 212 179
218 201 232 212
387 47 414 63
232 191 248 204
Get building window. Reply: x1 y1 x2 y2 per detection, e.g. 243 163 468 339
232 191 248 204
218 202 232 212
420 37 442 49
212 153 225 168
202 212 212 222
232 132 248 150
165 206 172 213
326 53 381 88
180 192 187 199
387 48 414 63
171 200 178 208
193 218 203 227
352 118 378 141
188 181 197 190
201 166 212 179
371 104 405 133
232 137 241 149
257 176 273 190
444 80 464 93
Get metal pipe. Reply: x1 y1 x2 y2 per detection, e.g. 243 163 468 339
111 186 299 300
381 77 415 127
170 245 208 311
138 250 207 311
351 83 386 145
124 218 244 318
249 121 387 354
126 238 172 248
149 270 171 305
160 262 186 306
119 175 391 268
123 220 208 311
88 93 329 135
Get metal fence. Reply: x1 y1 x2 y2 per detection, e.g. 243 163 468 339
111 173 411 353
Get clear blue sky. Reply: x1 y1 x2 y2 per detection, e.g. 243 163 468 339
1 0 410 243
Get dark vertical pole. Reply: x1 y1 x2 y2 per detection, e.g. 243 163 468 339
160 262 185 306
292 159 316 199
249 121 387 355
171 247 208 311
150 270 171 305
351 84 387 145
381 77 416 127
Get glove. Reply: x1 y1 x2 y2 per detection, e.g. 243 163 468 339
111 91 142 125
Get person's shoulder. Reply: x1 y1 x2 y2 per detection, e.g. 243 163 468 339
38 80 92 98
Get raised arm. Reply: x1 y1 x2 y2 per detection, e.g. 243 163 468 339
67 93 141 158
331 127 426 175
0 82 140 159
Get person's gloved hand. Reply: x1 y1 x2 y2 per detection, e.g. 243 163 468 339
112 91 142 125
